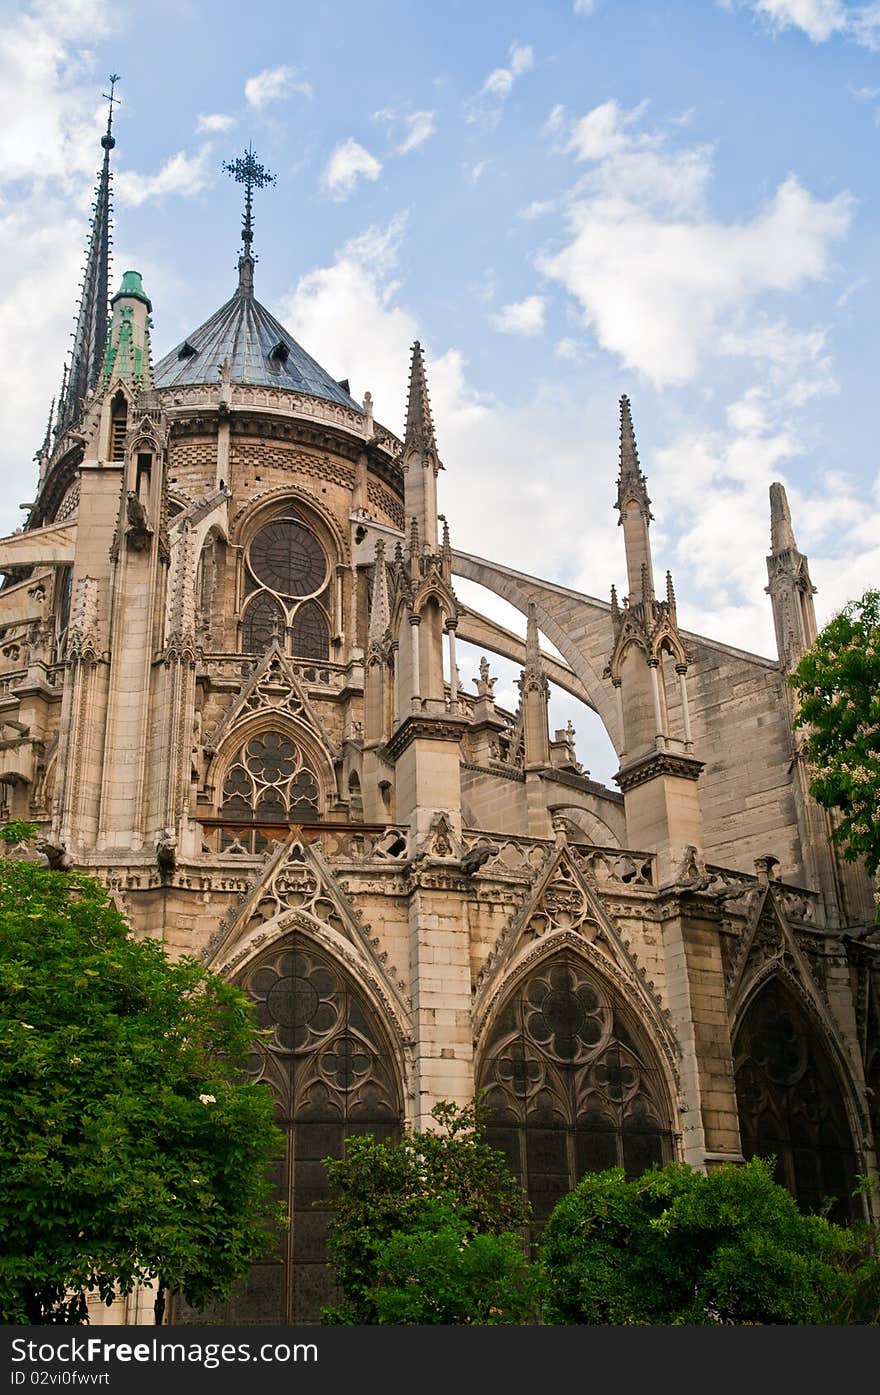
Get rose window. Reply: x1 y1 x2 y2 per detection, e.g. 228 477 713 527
242 517 330 660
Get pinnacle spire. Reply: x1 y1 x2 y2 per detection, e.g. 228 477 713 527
222 145 276 294
56 75 119 437
404 341 438 457
769 481 797 554
368 539 391 641
616 394 652 518
525 602 541 667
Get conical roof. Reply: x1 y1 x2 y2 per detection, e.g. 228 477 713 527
153 281 361 410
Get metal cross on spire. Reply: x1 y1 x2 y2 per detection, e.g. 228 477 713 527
102 73 120 150
222 145 276 258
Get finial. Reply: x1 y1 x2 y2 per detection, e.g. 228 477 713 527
102 74 120 151
270 609 283 646
223 144 276 284
666 569 676 606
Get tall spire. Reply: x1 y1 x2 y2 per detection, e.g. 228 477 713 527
766 481 817 668
615 395 655 600
57 75 119 437
222 145 276 295
404 342 438 457
402 342 441 553
616 394 652 519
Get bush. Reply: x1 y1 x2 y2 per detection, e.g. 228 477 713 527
321 1097 532 1324
538 1158 873 1325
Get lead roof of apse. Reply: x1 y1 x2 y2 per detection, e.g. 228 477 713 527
152 283 361 410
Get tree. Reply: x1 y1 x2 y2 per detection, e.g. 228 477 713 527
538 1159 874 1326
0 854 283 1324
321 1098 533 1324
789 589 880 905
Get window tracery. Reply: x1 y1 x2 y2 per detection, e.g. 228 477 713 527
174 942 402 1324
478 952 673 1230
734 979 858 1222
220 731 320 849
241 516 331 661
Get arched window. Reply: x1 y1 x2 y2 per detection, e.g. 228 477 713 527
291 601 329 661
734 979 858 1222
241 515 332 659
220 732 320 850
172 942 403 1325
478 952 674 1232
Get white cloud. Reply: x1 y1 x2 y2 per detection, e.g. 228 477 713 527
244 65 311 109
466 160 489 184
555 337 580 359
0 0 125 534
322 139 382 200
538 100 852 387
731 0 880 48
196 112 234 134
467 42 535 123
396 110 436 154
573 0 598 12
490 295 546 336
747 0 848 42
115 146 213 207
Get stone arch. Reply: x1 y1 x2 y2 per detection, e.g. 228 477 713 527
732 974 862 1221
177 929 406 1325
476 940 677 1232
452 552 622 754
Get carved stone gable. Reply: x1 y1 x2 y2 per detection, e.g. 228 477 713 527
206 643 335 757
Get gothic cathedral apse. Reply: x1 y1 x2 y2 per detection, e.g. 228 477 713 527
1 94 878 1324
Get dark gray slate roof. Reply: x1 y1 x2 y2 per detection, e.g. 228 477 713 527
152 286 361 410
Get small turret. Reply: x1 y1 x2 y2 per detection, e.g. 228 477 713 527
615 395 655 601
402 342 441 554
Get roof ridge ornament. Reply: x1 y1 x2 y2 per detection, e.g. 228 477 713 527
222 144 276 294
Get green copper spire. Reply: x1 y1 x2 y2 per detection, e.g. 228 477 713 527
101 268 153 391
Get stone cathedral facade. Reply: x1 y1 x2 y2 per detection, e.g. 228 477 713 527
1 111 879 1325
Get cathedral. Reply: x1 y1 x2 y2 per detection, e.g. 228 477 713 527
1 95 879 1325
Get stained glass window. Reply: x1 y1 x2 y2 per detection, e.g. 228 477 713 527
291 602 329 661
241 593 284 653
221 732 320 841
734 979 858 1222
171 943 402 1325
477 953 673 1232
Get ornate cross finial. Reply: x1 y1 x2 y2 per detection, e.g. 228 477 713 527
102 74 120 150
222 144 276 258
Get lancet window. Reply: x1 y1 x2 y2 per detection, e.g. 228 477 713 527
734 979 859 1222
478 952 674 1232
219 731 320 850
172 942 403 1325
241 517 331 660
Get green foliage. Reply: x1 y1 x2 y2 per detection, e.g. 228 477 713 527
370 1198 536 1325
321 1097 532 1324
789 590 880 898
0 820 39 844
0 857 284 1324
538 1158 873 1325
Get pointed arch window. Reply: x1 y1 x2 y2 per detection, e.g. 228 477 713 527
477 952 674 1233
734 979 858 1222
220 731 321 850
241 516 333 659
171 941 403 1325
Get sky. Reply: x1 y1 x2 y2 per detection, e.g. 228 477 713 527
1 0 880 783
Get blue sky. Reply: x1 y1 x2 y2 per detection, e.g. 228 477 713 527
2 0 879 779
